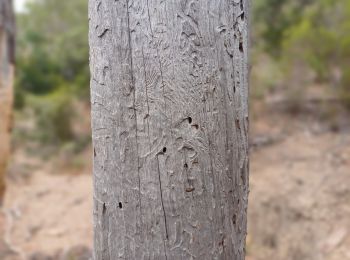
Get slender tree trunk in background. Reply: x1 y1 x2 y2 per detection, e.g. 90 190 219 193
0 0 15 204
89 0 249 259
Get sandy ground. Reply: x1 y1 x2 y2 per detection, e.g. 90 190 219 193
1 149 93 259
249 129 350 260
1 105 350 259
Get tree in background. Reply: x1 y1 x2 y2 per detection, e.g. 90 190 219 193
89 0 249 259
0 0 15 203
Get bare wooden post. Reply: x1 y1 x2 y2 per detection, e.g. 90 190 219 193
0 0 15 203
89 0 249 259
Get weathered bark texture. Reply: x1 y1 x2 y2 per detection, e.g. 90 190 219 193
0 0 15 203
89 0 249 259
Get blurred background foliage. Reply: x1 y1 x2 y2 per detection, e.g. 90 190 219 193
14 0 350 147
253 0 350 108
15 0 89 151
16 0 88 97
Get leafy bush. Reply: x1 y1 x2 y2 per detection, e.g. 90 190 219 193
15 0 89 98
254 0 315 57
26 89 75 144
14 0 90 153
281 0 350 106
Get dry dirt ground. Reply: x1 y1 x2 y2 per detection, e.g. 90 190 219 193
0 147 93 260
248 104 350 260
1 104 350 260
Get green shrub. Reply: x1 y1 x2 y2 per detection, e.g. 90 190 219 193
279 0 350 110
15 0 89 99
27 89 75 144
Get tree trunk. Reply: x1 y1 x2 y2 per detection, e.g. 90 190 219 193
0 0 15 203
89 0 249 259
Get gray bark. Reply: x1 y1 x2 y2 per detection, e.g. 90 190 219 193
89 0 249 259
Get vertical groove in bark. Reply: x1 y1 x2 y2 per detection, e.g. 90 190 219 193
156 154 169 240
89 0 249 259
126 0 143 231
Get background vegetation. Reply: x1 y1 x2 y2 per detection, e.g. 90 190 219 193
253 0 350 107
6 0 350 258
15 0 350 147
15 0 89 152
